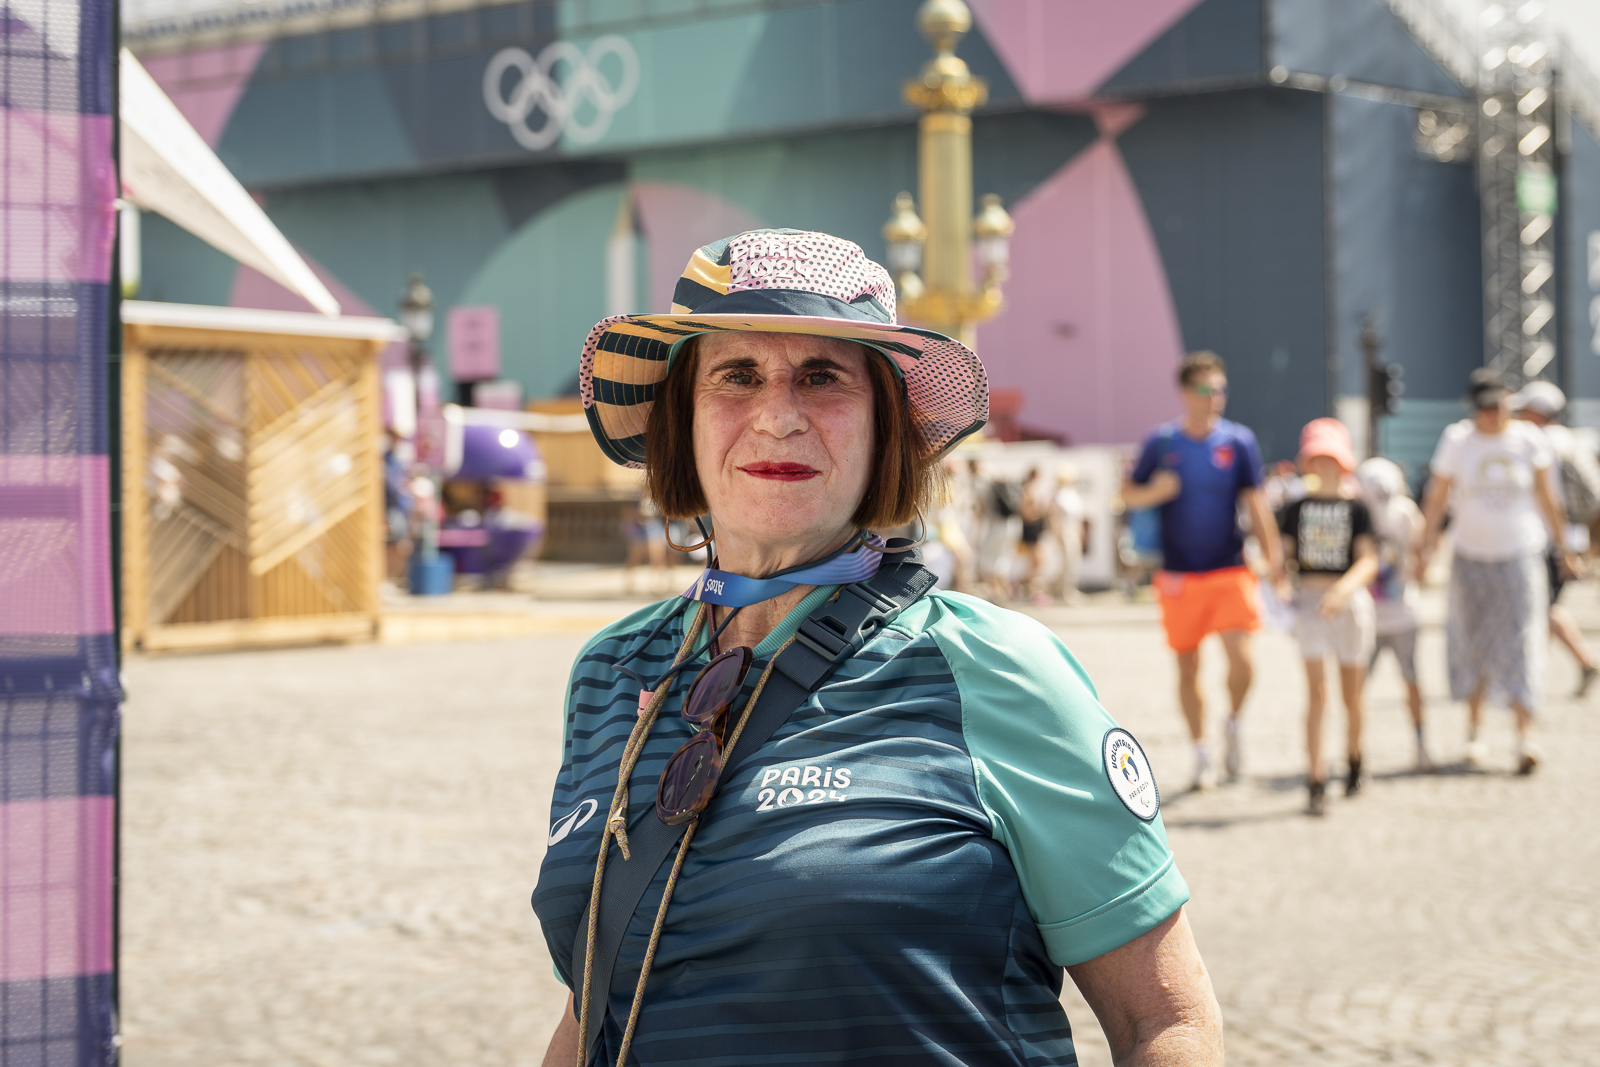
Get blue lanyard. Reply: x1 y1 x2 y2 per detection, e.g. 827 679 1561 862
682 538 883 607
612 534 884 695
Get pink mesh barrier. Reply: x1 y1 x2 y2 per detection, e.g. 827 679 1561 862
1 0 122 1059
0 798 115 983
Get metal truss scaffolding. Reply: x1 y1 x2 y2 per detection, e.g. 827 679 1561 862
1478 6 1559 387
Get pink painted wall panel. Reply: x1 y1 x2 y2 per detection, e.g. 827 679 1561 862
967 0 1204 102
0 455 113 636
977 120 1185 446
0 111 115 284
141 41 270 148
0 797 115 982
632 181 766 313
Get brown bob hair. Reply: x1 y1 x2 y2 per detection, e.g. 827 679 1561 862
645 335 943 530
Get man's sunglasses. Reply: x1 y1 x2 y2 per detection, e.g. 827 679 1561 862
1192 383 1228 398
656 646 753 825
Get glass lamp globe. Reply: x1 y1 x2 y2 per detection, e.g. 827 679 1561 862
399 272 435 343
882 192 927 276
973 194 1014 282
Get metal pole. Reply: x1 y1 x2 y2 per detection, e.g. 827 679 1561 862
918 110 974 342
1361 317 1382 460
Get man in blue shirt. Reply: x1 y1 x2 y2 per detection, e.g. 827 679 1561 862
1125 352 1284 790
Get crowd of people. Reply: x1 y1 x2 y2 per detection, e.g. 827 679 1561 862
919 458 1089 603
1125 352 1599 815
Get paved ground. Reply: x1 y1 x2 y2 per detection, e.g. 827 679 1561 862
120 580 1600 1066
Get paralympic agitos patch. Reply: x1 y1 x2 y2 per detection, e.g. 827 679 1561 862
1102 728 1160 821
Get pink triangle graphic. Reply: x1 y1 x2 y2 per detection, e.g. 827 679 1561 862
976 115 1185 445
966 0 1206 103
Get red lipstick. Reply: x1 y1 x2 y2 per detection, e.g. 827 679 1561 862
738 462 821 482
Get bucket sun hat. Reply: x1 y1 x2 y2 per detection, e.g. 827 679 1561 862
1298 417 1358 473
578 228 989 468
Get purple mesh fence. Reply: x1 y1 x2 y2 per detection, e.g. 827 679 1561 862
1 0 121 1062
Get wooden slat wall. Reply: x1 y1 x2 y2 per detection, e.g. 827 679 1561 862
122 323 385 651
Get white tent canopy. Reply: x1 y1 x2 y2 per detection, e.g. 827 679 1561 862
119 48 340 317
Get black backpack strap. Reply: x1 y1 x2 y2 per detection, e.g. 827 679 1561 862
569 547 936 1058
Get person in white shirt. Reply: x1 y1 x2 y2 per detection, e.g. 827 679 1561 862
1418 370 1580 774
1357 457 1430 770
1051 462 1087 604
1510 381 1600 697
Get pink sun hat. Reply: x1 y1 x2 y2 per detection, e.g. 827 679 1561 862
1298 417 1358 473
577 229 989 469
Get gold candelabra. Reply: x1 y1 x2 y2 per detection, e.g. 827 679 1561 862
883 0 1014 347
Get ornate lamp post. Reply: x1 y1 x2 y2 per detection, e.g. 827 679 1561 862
884 0 1013 347
399 272 452 593
399 271 435 390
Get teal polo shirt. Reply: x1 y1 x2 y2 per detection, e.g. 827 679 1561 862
533 588 1189 1066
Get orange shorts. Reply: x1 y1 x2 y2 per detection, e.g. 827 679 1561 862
1154 566 1261 654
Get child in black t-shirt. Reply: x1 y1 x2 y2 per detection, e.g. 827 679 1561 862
1275 419 1379 816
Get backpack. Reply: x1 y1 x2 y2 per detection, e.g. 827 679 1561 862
1560 448 1600 525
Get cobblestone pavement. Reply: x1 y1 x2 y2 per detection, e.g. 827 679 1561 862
121 588 1600 1066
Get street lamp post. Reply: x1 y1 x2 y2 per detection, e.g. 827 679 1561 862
884 0 1013 347
399 272 452 594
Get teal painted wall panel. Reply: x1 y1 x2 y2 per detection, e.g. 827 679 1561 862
220 66 418 186
263 172 512 325
457 182 627 398
135 213 238 305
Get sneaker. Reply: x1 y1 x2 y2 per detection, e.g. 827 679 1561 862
1577 666 1598 698
1191 748 1217 792
1223 718 1242 782
1307 780 1327 816
1465 739 1488 769
1517 741 1543 776
1345 756 1363 797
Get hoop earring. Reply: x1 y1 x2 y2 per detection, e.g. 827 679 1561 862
665 517 714 553
858 508 927 554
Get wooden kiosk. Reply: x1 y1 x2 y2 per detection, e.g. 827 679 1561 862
121 301 408 652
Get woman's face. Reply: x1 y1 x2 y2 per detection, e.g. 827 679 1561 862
1474 399 1510 434
691 331 875 558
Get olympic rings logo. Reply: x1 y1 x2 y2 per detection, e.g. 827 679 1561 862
483 36 639 152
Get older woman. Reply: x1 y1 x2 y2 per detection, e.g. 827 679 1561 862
1419 368 1579 774
533 230 1222 1067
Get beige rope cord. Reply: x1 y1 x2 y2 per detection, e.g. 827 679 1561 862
575 603 706 1065
573 598 795 1067
613 636 793 1066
